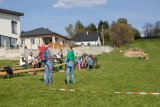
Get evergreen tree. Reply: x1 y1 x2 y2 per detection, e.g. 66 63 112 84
87 23 97 32
75 20 85 33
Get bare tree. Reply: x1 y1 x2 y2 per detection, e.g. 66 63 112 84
154 20 160 36
143 23 154 37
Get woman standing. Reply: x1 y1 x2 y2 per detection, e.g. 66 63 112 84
66 46 75 84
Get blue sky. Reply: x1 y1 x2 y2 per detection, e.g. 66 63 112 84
0 0 159 35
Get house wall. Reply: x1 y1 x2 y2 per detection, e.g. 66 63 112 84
22 36 70 50
57 37 65 45
22 37 44 50
97 36 101 45
0 12 21 41
75 36 101 46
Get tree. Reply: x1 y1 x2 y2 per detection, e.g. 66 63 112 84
65 24 75 37
103 29 111 44
98 20 110 45
142 20 160 38
154 20 160 36
143 23 154 37
75 20 85 33
117 18 128 24
110 18 134 47
98 20 103 31
87 23 97 32
128 24 141 39
133 28 141 39
98 20 109 31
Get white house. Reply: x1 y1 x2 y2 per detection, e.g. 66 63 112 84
20 27 71 50
73 32 101 46
0 8 24 48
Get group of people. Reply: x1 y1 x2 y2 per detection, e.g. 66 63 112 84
75 53 97 71
40 44 75 85
19 43 98 85
20 52 42 69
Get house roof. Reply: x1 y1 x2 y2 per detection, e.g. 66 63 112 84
21 27 70 40
0 8 24 16
72 32 100 42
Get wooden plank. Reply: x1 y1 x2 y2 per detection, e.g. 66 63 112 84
0 63 66 76
54 63 66 67
0 68 45 76
0 72 6 76
0 68 23 72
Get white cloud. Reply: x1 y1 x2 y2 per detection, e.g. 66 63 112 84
53 0 107 9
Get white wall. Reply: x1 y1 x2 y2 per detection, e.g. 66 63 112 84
97 36 101 45
75 36 101 46
57 37 65 45
75 41 97 46
22 36 70 50
0 12 21 41
0 46 114 60
23 37 44 50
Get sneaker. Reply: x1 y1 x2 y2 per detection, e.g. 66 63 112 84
49 82 53 84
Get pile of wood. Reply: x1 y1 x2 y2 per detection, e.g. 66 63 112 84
49 43 69 49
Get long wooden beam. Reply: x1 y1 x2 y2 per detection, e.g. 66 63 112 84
0 63 66 76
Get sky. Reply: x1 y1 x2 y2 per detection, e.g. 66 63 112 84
0 0 159 36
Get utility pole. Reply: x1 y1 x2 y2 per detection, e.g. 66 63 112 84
102 25 104 46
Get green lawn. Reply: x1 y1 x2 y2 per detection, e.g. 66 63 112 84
0 39 160 107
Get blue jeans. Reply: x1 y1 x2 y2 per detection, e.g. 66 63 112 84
44 61 53 84
66 61 75 84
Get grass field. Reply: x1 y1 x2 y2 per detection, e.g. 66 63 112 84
0 39 160 107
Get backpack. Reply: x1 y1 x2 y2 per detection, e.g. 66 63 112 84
39 45 48 63
4 66 13 76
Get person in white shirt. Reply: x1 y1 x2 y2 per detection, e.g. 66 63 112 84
28 52 34 66
20 54 28 69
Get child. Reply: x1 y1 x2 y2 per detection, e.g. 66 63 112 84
88 56 93 71
20 55 28 69
75 53 81 70
81 57 85 70
33 55 42 68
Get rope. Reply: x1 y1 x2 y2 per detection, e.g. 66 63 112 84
42 88 160 95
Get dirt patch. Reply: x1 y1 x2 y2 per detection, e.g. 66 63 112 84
122 48 148 59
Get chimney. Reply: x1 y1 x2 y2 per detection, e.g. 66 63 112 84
86 31 88 36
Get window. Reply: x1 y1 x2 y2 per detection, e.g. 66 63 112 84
11 21 17 34
1 36 10 48
10 38 17 48
0 35 17 48
63 40 65 44
31 38 35 44
21 39 24 45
